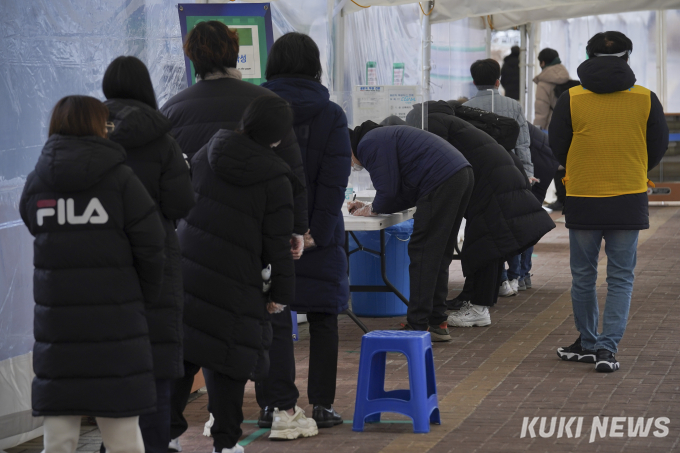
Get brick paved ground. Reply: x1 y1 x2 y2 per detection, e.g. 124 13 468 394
7 208 680 453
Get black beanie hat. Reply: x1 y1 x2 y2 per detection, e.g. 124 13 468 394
349 120 382 156
240 95 293 147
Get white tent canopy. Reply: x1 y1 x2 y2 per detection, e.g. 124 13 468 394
340 0 680 28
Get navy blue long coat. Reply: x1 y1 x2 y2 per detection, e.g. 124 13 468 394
262 76 351 315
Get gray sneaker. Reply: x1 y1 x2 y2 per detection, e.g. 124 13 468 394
524 275 532 289
269 406 318 440
428 322 452 342
518 278 527 291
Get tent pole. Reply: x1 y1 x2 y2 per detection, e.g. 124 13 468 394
421 0 433 130
519 24 527 112
656 10 667 108
526 22 535 123
485 17 492 58
332 4 345 92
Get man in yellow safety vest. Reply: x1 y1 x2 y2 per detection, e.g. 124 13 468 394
549 31 668 373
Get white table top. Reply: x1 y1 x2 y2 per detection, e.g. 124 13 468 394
343 207 416 231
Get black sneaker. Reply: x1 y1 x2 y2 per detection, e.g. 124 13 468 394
557 336 596 363
546 200 563 211
258 407 273 428
312 405 343 428
524 275 532 289
446 296 469 311
595 349 620 372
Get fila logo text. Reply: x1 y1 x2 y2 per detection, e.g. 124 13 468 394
36 198 109 226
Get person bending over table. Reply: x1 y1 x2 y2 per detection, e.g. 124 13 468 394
348 121 473 341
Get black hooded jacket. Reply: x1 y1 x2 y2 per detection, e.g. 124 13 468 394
177 130 301 381
20 135 165 417
160 76 308 235
415 101 555 276
106 98 195 380
501 51 521 101
549 57 668 230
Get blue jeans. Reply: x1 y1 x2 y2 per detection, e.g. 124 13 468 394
501 254 521 281
520 246 533 279
569 229 639 353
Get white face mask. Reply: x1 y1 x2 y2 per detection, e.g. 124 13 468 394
351 161 364 171
594 50 631 65
270 140 282 148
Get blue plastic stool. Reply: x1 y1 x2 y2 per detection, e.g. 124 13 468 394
352 330 440 433
291 310 299 342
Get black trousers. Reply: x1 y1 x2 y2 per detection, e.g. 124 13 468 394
456 260 505 307
170 361 246 450
255 309 339 409
100 379 171 453
554 168 566 204
407 168 474 330
255 307 299 411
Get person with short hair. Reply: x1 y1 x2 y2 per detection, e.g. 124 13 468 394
101 55 195 453
257 32 351 434
533 48 571 130
176 95 306 453
160 21 312 451
20 95 166 453
550 31 668 372
464 58 535 296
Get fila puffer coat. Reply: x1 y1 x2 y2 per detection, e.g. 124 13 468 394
20 135 166 417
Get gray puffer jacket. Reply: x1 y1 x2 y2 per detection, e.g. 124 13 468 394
464 87 533 178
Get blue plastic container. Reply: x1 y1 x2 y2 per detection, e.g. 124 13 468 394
349 219 413 317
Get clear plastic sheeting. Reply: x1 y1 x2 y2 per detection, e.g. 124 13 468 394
343 4 422 90
540 12 658 93
430 18 486 102
0 0 191 447
667 10 680 113
0 0 189 180
210 0 334 85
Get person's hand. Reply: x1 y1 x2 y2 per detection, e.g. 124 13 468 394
528 177 540 186
290 234 304 260
347 200 367 214
303 231 316 250
352 203 377 217
267 302 286 314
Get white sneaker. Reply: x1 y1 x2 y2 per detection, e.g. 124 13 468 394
509 278 519 293
499 280 517 297
447 303 491 327
169 438 182 452
204 412 214 436
269 406 319 440
212 445 244 453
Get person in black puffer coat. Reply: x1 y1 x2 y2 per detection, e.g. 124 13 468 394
406 101 555 325
102 56 195 453
19 96 165 453
175 96 306 451
160 26 311 447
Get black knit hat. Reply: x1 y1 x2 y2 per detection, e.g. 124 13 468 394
240 95 293 147
349 120 382 156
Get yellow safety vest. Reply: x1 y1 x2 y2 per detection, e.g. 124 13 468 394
564 85 652 198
